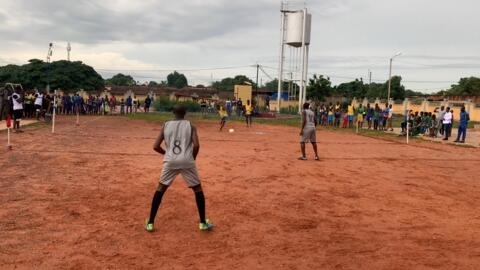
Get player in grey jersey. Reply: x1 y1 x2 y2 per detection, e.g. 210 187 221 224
299 102 320 161
145 104 213 232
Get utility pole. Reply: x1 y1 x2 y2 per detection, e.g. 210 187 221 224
67 42 71 61
387 52 402 104
255 64 259 98
46 43 53 93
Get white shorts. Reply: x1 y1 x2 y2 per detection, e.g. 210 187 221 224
159 166 201 187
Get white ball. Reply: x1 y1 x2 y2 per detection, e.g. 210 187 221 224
229 128 234 133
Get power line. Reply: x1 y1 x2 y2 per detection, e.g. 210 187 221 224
96 65 251 72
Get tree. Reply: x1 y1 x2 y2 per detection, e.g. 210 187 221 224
405 89 425 97
212 75 255 92
148 81 159 87
167 71 188 89
333 78 367 99
0 59 104 91
361 75 405 100
264 79 290 92
306 74 333 102
105 73 136 86
446 77 480 95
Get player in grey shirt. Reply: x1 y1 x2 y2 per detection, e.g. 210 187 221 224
145 104 213 232
299 102 320 160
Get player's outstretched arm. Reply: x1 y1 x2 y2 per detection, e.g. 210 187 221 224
153 125 166 155
191 125 200 160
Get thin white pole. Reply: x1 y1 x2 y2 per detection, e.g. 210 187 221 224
299 8 307 113
406 122 409 144
303 45 309 105
387 57 392 105
277 4 286 113
7 127 11 148
52 90 56 133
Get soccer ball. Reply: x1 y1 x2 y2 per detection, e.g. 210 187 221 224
229 128 234 133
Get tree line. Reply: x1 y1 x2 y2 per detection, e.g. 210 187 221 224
1 59 478 99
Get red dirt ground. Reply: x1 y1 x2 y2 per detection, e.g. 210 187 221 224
1 115 479 270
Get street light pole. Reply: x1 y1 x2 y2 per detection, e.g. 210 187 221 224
387 52 401 104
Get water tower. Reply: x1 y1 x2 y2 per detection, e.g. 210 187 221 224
277 1 312 113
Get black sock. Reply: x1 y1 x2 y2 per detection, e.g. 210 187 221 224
148 190 164 224
194 191 206 224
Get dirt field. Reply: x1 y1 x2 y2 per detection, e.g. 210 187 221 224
1 115 479 270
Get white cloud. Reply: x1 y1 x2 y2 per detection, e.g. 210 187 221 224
0 0 479 92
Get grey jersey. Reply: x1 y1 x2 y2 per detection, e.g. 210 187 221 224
163 120 195 169
303 109 316 129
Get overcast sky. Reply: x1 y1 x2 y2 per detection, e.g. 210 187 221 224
0 0 479 92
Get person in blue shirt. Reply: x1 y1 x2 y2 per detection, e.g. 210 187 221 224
454 106 470 143
126 95 133 114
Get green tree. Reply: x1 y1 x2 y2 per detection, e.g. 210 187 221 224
306 74 333 102
264 79 290 92
333 78 367 99
148 81 159 87
105 73 136 86
212 75 255 92
447 77 480 95
0 59 104 91
167 71 188 89
362 75 405 100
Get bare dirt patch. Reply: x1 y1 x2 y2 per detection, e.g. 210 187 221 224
1 115 479 269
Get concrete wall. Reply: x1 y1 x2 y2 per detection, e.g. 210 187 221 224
351 98 480 122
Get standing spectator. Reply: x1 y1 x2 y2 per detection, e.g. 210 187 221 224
381 104 389 131
365 103 373 129
144 95 152 113
377 105 384 131
225 98 232 116
387 104 394 131
200 99 207 116
356 103 365 129
34 91 44 120
73 94 82 114
24 92 35 118
442 107 453 141
347 103 354 128
244 99 253 127
454 106 469 143
133 96 138 113
126 95 133 114
11 89 24 132
110 95 117 112
437 106 446 136
120 98 126 115
236 98 243 117
334 102 341 128
327 103 334 126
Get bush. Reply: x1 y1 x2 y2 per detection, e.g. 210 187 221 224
153 97 201 112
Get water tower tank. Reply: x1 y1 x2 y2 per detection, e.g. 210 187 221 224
285 11 311 47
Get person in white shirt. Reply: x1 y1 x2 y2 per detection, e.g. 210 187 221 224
387 104 394 131
34 92 44 120
442 107 452 141
11 90 24 132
